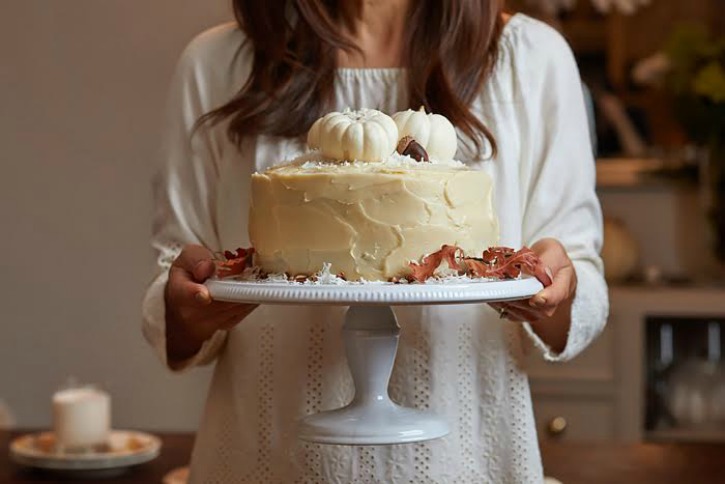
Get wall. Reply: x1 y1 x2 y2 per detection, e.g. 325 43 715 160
0 1 232 431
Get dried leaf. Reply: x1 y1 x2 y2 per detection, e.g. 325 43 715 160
466 246 553 286
408 245 465 282
408 244 553 285
215 247 255 277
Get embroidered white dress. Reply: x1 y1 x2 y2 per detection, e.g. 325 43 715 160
142 14 609 484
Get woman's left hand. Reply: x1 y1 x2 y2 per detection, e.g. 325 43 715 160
489 238 577 351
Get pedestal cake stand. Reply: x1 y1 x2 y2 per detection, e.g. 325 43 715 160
205 277 543 445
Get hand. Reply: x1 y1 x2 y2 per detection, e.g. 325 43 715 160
489 238 577 353
164 244 257 366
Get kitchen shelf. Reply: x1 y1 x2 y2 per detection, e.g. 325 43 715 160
646 427 725 443
595 157 699 191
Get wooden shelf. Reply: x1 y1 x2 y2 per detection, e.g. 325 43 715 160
595 157 698 190
646 427 725 443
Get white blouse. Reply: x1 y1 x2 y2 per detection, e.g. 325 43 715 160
143 14 608 484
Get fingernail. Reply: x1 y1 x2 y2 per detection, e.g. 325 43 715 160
545 266 554 282
195 292 210 304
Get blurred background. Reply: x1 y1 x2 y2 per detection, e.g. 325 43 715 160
1 0 723 465
0 0 234 433
508 0 725 446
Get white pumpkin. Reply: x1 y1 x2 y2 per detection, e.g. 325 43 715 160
307 109 398 162
392 107 458 161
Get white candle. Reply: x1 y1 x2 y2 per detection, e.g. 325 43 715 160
52 387 110 451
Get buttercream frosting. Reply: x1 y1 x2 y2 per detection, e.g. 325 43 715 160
249 154 499 281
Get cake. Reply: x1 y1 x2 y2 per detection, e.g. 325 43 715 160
248 108 500 282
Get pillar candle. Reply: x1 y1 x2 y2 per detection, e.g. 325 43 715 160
52 387 110 451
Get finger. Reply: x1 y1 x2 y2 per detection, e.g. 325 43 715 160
192 259 217 283
490 302 542 323
502 302 544 322
529 266 574 311
534 265 554 288
530 239 563 286
174 303 256 337
173 245 214 275
168 266 213 307
217 306 257 330
488 302 511 319
191 304 257 333
206 302 258 318
489 302 506 316
507 300 542 313
496 304 524 322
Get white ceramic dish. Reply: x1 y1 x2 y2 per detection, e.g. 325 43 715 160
10 430 161 476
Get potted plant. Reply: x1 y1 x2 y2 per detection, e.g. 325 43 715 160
664 25 725 264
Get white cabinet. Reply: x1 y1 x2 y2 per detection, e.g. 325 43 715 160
526 286 725 443
526 321 618 442
533 398 615 442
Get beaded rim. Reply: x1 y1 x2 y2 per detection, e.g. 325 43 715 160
205 277 543 306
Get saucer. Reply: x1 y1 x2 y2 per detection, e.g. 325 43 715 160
10 430 161 475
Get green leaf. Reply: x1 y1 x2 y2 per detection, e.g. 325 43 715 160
692 62 725 103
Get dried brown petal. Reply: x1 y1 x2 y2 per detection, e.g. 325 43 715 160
215 247 255 277
408 244 552 284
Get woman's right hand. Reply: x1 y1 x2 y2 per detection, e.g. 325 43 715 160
164 244 257 367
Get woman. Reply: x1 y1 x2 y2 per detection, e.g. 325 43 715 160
143 1 608 482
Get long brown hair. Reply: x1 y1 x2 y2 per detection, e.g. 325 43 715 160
201 0 504 155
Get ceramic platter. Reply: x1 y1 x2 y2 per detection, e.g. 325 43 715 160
205 276 543 306
10 430 161 477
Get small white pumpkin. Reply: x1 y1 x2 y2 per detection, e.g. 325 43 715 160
392 107 458 161
307 109 398 162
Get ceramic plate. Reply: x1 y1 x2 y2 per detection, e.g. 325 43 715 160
10 430 161 473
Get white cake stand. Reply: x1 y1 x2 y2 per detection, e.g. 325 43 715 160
205 277 543 445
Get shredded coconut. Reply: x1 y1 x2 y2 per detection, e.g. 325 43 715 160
309 262 346 285
222 263 503 286
274 150 466 174
265 272 290 283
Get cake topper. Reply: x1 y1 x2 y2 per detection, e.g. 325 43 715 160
307 108 398 163
392 106 458 161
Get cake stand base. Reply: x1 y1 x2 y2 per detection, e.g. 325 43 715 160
298 401 449 445
298 306 449 445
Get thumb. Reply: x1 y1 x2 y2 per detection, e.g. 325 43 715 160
192 259 217 283
173 244 216 282
532 265 574 310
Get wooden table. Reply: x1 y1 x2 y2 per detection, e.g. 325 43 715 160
540 442 725 484
3 430 725 483
2 431 191 484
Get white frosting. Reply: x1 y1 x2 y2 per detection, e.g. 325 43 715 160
249 159 499 281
